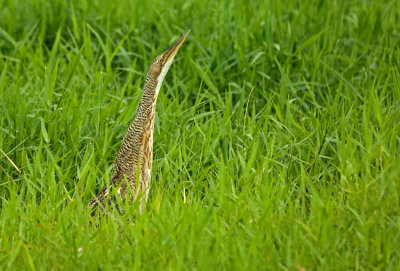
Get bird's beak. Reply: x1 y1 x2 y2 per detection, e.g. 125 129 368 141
162 30 190 65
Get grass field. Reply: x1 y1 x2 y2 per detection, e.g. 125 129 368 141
1 0 399 269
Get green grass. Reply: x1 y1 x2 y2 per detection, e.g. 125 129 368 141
1 0 399 269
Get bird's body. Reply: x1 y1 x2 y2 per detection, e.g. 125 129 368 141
88 30 190 216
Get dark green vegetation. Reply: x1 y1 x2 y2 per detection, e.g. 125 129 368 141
1 0 399 269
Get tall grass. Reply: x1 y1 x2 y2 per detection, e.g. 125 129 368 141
0 0 399 269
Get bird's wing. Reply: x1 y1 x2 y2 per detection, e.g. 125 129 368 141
112 117 145 184
87 116 146 216
87 185 111 216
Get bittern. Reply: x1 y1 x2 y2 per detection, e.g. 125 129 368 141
88 30 190 216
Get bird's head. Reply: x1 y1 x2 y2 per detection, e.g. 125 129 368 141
146 30 190 86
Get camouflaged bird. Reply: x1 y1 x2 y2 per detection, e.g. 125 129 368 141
88 30 190 216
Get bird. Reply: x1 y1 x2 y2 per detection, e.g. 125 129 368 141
87 30 190 217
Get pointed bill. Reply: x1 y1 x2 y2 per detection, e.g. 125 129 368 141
162 30 190 64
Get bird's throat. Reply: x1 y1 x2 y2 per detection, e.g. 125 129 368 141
155 59 173 97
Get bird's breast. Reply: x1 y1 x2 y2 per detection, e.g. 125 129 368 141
142 105 156 178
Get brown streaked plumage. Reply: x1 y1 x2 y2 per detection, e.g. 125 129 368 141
88 30 190 216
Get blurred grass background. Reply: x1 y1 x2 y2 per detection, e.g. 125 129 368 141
0 0 399 269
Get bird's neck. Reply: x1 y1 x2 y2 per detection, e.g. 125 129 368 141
155 59 173 97
140 59 173 115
